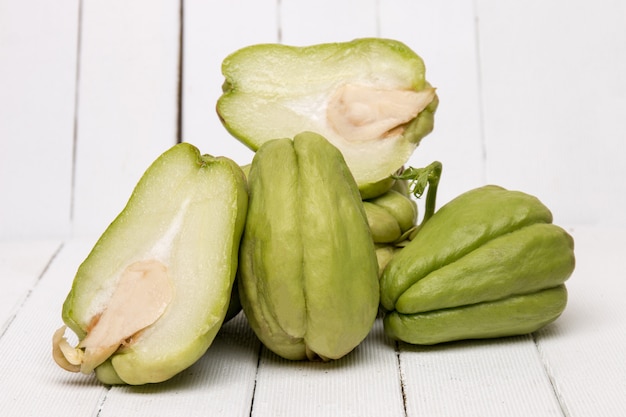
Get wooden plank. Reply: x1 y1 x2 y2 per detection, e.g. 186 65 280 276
71 0 181 237
98 314 260 417
0 240 62 332
476 0 626 226
398 336 563 417
182 0 278 166
0 239 106 417
0 0 79 239
0 228 623 416
379 0 485 210
534 226 626 417
0 236 259 416
250 319 405 417
280 0 378 45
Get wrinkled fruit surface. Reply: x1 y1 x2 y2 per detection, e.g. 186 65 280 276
53 143 248 384
216 38 438 198
380 185 575 345
238 132 380 361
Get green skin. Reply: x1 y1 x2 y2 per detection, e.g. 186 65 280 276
216 38 438 198
363 202 403 243
61 143 248 384
380 185 575 345
385 286 568 345
363 189 418 244
238 132 380 361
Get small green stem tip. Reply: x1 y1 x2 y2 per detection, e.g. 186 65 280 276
393 161 442 228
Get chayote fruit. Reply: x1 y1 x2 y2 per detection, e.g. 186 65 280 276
363 189 418 244
216 38 438 198
380 185 575 345
52 143 248 384
238 131 380 361
364 189 418 275
374 244 401 278
366 163 440 276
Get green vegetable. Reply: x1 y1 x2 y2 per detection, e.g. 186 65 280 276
380 185 575 345
374 244 401 278
238 132 380 360
363 189 418 244
216 38 438 198
52 143 248 384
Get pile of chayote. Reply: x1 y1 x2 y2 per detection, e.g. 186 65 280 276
52 38 575 385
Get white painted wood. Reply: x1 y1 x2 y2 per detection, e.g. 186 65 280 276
3 0 626 415
71 0 181 237
0 240 61 332
250 319 405 417
182 0 278 166
379 0 485 211
0 239 106 417
476 0 626 227
534 226 626 417
279 0 378 45
0 0 79 239
0 228 624 416
98 314 260 417
399 336 564 417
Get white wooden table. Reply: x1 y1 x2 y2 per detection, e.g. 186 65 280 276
1 1 625 416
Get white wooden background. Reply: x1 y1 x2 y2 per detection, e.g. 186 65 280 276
1 1 625 416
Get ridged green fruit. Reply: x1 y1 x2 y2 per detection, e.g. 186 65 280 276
238 132 380 361
53 143 248 384
363 189 417 244
380 185 575 345
217 38 438 198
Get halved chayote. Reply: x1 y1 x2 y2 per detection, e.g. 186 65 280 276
216 38 438 198
238 132 380 361
380 185 575 345
53 143 248 384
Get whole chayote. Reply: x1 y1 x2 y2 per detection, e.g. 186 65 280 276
363 188 418 276
238 131 380 361
363 189 417 244
380 185 575 345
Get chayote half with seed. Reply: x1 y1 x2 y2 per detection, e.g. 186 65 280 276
380 185 575 345
52 143 248 384
216 38 438 198
238 132 380 361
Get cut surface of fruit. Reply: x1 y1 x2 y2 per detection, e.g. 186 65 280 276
53 260 173 374
217 38 438 192
54 143 248 385
327 84 436 142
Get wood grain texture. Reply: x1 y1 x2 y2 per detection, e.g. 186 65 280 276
1 227 625 416
399 336 564 417
250 319 405 417
280 0 378 45
0 239 106 417
0 0 79 239
534 226 626 417
0 240 61 333
71 0 181 237
97 315 260 417
379 0 486 210
1 1 625 415
182 0 277 165
476 0 626 226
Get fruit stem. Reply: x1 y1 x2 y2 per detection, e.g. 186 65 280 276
393 161 442 229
